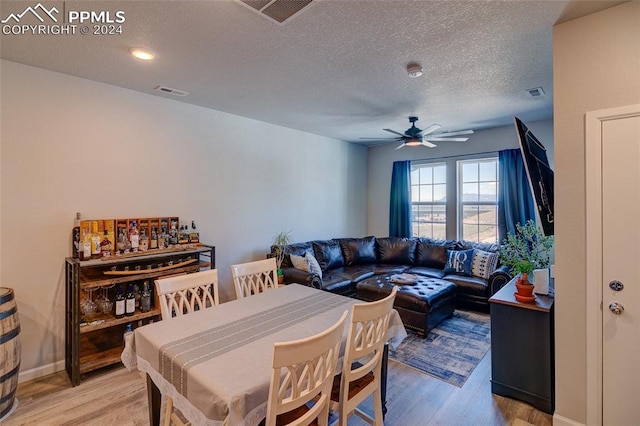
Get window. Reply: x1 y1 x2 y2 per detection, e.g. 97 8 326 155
458 158 499 243
411 163 446 239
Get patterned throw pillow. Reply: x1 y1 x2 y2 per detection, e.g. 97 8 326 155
471 249 499 279
444 249 474 276
290 252 323 278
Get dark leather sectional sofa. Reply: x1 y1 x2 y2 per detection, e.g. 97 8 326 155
272 236 511 313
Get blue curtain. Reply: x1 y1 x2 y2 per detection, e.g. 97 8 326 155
389 160 412 237
498 149 536 240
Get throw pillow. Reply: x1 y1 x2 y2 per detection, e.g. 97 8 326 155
304 252 323 277
471 249 499 279
444 249 474 276
290 253 308 272
290 252 323 278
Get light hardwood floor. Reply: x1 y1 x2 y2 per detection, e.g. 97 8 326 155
5 350 552 426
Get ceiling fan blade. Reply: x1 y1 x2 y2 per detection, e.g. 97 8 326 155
421 124 442 135
395 143 406 150
433 129 474 137
359 137 399 140
383 128 407 137
425 137 470 142
421 141 438 148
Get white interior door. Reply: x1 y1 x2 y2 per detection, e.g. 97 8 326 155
601 114 640 424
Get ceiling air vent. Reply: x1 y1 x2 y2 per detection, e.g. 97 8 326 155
236 0 314 25
154 85 189 97
525 87 545 98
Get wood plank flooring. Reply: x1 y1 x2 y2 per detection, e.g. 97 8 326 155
5 350 552 425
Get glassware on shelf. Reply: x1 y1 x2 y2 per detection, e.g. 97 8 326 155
96 285 114 314
81 288 98 316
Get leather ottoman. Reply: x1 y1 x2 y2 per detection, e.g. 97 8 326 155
356 275 456 337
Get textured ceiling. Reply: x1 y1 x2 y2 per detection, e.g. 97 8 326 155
0 0 626 146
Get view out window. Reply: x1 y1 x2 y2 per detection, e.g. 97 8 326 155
458 158 499 243
411 163 446 239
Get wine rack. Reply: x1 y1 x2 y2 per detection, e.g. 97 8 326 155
64 245 215 385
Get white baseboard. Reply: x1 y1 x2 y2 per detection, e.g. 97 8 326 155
553 413 586 426
18 360 65 383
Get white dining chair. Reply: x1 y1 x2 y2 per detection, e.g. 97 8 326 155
329 286 397 426
266 310 349 426
154 269 220 426
230 257 279 299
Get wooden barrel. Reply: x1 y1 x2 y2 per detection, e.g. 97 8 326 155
0 288 20 419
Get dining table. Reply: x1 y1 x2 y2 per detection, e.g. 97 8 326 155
122 283 407 426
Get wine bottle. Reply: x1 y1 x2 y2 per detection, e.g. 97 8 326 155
72 212 82 258
114 286 125 319
140 281 151 312
125 283 135 316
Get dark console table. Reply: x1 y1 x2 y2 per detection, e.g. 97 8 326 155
489 277 554 413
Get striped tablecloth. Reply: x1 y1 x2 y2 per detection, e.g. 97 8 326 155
125 284 407 426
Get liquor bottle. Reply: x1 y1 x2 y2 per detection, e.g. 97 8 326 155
150 226 158 250
178 225 189 244
81 224 92 261
100 229 112 258
125 283 135 316
90 221 102 259
140 281 151 312
189 220 200 243
169 220 178 245
139 228 149 251
114 286 125 319
133 284 141 310
158 223 167 249
129 221 139 252
72 212 82 258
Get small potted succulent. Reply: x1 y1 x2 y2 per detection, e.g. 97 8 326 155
272 230 293 283
499 220 553 301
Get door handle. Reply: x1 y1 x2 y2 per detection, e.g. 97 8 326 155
609 302 624 315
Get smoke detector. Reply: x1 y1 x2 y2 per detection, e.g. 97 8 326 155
407 62 423 78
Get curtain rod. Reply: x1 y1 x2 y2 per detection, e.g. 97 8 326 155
411 149 503 162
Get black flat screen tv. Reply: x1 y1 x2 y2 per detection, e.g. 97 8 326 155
514 117 554 236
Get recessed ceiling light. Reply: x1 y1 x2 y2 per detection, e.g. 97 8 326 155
406 62 423 78
129 47 156 61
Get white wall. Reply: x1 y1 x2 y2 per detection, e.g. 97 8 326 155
0 60 368 379
553 2 640 424
366 119 554 237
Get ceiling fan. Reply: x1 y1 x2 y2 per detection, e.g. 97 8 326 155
361 116 474 149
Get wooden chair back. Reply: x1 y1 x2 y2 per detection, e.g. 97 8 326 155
154 269 220 320
230 258 278 299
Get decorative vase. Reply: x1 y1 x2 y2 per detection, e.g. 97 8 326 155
533 268 550 295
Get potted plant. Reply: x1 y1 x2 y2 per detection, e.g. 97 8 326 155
499 220 554 301
272 230 293 284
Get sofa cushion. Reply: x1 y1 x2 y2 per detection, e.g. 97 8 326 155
457 240 499 253
471 249 499 279
406 266 446 279
290 252 323 278
338 236 377 266
444 249 474 276
444 274 489 297
415 238 457 269
312 240 345 271
376 237 416 265
330 266 375 283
